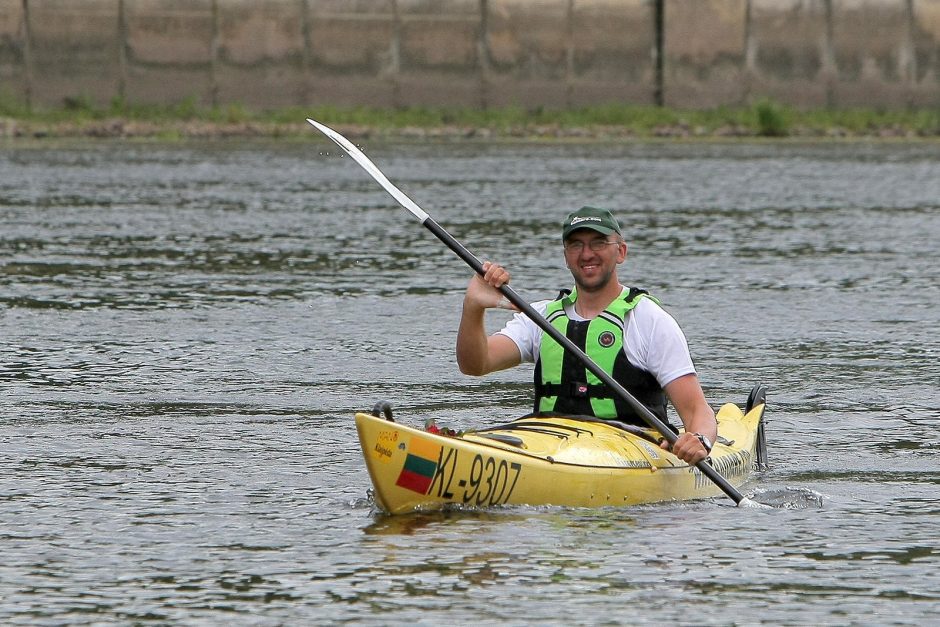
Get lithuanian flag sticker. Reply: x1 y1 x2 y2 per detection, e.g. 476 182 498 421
395 436 441 494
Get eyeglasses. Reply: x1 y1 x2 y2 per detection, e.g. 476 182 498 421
563 239 620 253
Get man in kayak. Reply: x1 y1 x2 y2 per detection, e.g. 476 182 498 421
456 206 716 465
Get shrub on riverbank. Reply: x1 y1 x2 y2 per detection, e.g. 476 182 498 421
1 93 938 140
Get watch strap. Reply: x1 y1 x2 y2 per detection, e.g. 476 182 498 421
694 432 713 453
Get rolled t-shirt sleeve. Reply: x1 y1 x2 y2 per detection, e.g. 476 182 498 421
495 300 550 363
625 298 696 388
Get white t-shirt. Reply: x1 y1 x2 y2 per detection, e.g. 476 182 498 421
496 288 696 389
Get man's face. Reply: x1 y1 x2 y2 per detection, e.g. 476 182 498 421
563 230 627 292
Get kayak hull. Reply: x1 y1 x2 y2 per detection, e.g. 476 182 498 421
355 396 766 515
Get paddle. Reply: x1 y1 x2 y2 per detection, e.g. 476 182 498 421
307 118 759 508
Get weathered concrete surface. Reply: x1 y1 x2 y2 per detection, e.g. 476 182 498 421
1 0 938 111
485 0 656 108
306 0 398 107
570 0 656 106
663 0 749 108
747 0 835 109
666 0 940 109
486 0 571 107
397 0 484 106
915 0 940 104
832 0 917 107
0 0 27 100
124 0 215 105
215 0 307 107
916 0 940 77
26 0 122 106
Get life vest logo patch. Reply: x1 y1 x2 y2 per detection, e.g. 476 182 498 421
598 331 616 348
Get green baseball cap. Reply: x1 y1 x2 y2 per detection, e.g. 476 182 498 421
562 206 622 240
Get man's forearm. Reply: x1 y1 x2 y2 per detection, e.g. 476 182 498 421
456 300 490 375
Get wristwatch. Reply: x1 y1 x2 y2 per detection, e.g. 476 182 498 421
694 433 713 453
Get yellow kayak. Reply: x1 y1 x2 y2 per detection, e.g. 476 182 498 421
355 387 768 514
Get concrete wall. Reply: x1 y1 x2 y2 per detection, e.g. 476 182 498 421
0 1 27 99
484 0 656 107
1 0 938 110
124 1 217 106
664 0 749 108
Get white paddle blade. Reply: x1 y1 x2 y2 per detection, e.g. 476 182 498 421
306 118 430 223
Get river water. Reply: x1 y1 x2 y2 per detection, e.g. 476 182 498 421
1 137 938 624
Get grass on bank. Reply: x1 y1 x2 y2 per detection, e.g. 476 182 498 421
2 92 939 139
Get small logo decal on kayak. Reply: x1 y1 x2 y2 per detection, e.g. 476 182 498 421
598 331 616 348
640 442 660 459
373 442 394 463
372 430 399 464
395 436 442 495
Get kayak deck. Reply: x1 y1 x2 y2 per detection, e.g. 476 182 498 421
355 389 767 515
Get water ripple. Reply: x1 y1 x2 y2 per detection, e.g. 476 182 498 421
2 139 939 624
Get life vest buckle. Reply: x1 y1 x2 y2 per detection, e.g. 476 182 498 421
571 382 590 397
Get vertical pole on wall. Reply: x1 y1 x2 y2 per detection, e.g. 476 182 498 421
823 0 836 109
117 0 127 104
210 0 220 108
565 0 574 109
300 0 313 105
743 0 753 105
21 0 32 110
478 0 489 110
653 0 664 107
391 0 402 109
903 0 917 108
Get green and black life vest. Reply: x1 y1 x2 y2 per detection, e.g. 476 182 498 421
533 287 669 426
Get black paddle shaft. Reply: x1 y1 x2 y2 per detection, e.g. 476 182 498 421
422 217 748 505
